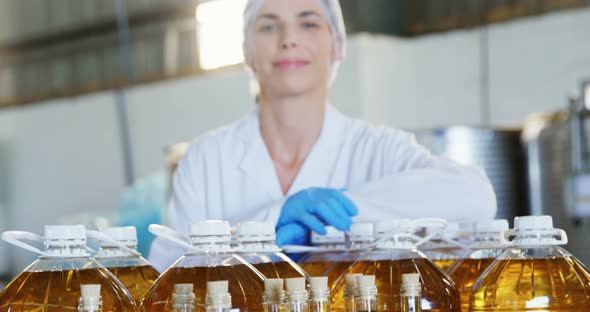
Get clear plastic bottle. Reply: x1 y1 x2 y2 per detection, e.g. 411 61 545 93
262 278 284 312
400 274 421 312
0 225 136 311
343 274 362 312
284 277 309 312
142 221 265 312
331 219 461 312
420 223 471 272
354 275 378 312
206 281 233 312
325 223 375 288
446 220 509 312
297 226 347 278
470 215 590 312
78 284 103 312
309 277 331 312
172 284 196 312
235 221 307 279
94 226 160 306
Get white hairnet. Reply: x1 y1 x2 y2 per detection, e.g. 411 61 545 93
242 0 347 91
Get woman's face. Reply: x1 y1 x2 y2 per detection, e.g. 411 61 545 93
246 0 338 98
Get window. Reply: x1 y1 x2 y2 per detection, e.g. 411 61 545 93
196 0 247 70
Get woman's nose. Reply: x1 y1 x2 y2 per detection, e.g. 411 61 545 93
280 28 298 49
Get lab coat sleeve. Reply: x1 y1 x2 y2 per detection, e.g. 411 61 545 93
345 129 497 223
148 144 207 272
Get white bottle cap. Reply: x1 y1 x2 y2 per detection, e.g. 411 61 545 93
207 281 229 295
99 226 138 247
285 277 306 291
309 276 328 291
236 221 276 243
345 274 362 288
401 273 421 297
401 273 420 287
264 278 284 293
81 284 101 299
174 283 194 295
189 220 231 244
475 219 509 234
514 215 553 231
349 223 374 242
509 215 567 246
356 275 375 289
374 219 412 238
44 225 86 247
311 226 345 245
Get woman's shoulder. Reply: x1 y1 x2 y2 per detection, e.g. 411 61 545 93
337 112 416 146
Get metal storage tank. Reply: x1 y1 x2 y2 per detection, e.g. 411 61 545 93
522 82 590 265
414 127 528 223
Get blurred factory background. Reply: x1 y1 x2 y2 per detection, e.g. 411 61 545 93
0 0 590 283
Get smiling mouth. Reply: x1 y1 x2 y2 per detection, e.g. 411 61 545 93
273 60 310 70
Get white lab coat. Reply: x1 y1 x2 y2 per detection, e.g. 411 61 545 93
148 105 496 272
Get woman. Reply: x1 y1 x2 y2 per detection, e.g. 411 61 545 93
149 0 496 272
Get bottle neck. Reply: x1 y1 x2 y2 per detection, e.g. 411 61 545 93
188 241 232 253
355 286 378 312
173 292 195 311
376 234 416 249
238 240 280 252
513 233 561 246
78 297 102 312
263 291 285 306
349 241 373 250
310 297 330 312
95 246 138 258
401 283 421 312
400 295 421 312
285 290 309 312
310 288 330 303
44 245 88 258
206 293 232 312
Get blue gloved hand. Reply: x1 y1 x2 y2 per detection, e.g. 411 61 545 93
276 222 309 247
275 188 358 246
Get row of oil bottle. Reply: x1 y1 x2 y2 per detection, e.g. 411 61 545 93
0 215 589 311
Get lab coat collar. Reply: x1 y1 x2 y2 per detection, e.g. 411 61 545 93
238 104 346 198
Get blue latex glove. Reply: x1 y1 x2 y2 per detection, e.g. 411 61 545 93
275 188 358 246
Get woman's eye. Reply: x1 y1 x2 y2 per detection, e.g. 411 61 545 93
259 24 278 33
302 22 319 29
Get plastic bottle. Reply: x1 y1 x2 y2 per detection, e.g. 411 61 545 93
172 284 196 312
446 220 509 312
325 223 375 287
309 277 331 312
94 226 160 306
78 284 103 312
235 221 307 279
284 277 309 312
420 222 471 272
470 215 590 311
142 221 265 311
0 225 136 311
262 278 284 312
354 275 378 312
331 219 461 312
206 281 233 312
297 226 347 278
400 274 421 312
343 274 362 312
